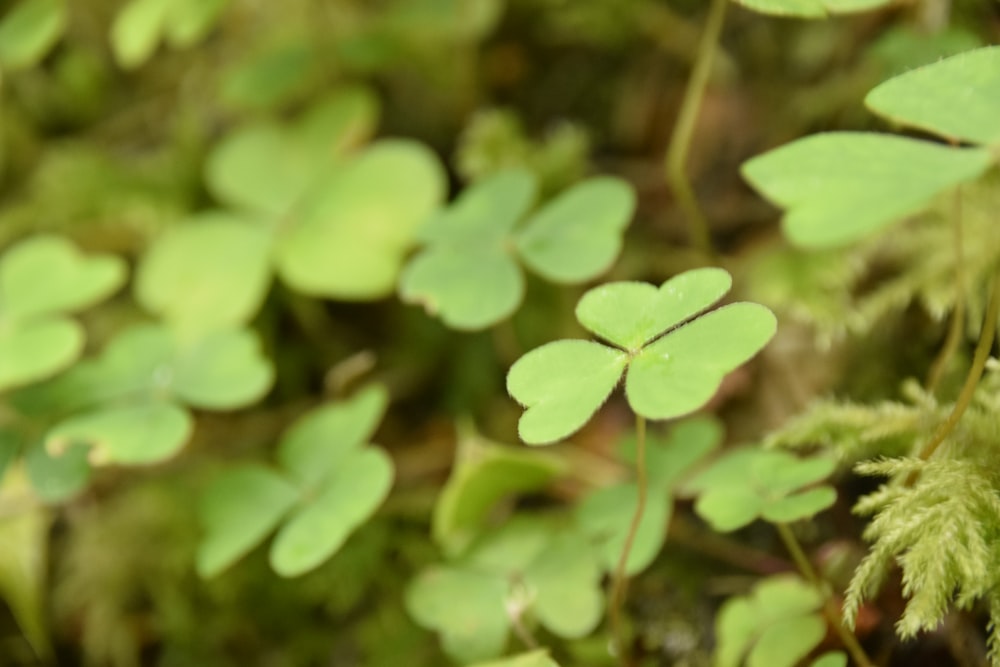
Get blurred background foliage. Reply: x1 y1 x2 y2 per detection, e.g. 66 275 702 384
0 0 998 665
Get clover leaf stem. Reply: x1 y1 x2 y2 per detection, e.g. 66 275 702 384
926 187 966 394
664 0 727 260
776 523 875 667
916 268 1000 464
610 413 647 664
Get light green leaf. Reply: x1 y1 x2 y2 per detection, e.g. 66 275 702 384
399 247 523 330
754 453 836 496
576 483 670 575
626 302 777 420
0 235 126 322
164 0 228 47
742 133 993 248
276 140 447 300
748 615 826 667
575 268 732 351
135 213 273 333
465 516 552 573
418 169 536 244
516 177 635 283
866 46 1000 147
24 441 90 503
206 88 379 215
0 467 51 659
734 0 891 18
694 486 765 532
110 0 170 69
0 319 83 391
270 448 393 577
46 400 192 465
171 328 273 409
620 417 723 492
276 384 388 488
507 340 627 445
467 650 560 667
0 0 65 70
811 652 848 667
762 487 837 523
524 530 603 637
196 464 299 578
405 567 510 663
432 429 566 555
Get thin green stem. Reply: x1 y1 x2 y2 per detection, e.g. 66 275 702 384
927 187 966 394
610 414 647 665
664 0 727 259
917 269 1000 463
776 524 876 667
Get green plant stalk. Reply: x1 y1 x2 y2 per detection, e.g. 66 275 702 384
917 269 1000 463
926 188 966 394
776 523 875 667
664 0 727 259
609 414 647 664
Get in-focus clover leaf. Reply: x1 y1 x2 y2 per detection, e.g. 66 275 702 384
507 268 776 445
110 0 229 69
135 212 273 334
277 140 447 300
400 169 634 330
686 448 836 532
866 46 1000 147
407 516 603 662
0 0 66 70
432 421 566 556
742 133 992 248
715 575 832 667
206 88 379 216
196 385 393 578
466 650 560 667
0 236 126 391
734 0 891 18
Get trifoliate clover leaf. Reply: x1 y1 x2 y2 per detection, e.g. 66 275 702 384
0 235 126 391
866 46 1000 147
742 133 992 248
507 268 776 445
406 517 603 663
734 0 891 18
715 575 831 667
135 212 273 334
685 448 836 532
196 385 393 578
400 169 634 330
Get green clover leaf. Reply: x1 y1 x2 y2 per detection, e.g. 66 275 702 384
734 0 891 18
715 575 841 667
741 133 992 248
406 517 603 663
507 268 776 445
196 385 393 578
685 448 836 532
467 650 560 667
134 212 273 334
110 0 229 69
399 169 634 330
0 236 126 391
866 46 1000 147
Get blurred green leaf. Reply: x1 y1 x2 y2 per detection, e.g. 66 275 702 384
196 464 299 578
135 213 273 333
24 441 90 503
620 417 723 492
734 0 891 18
110 0 170 69
576 483 670 575
0 319 83 392
811 652 848 667
164 0 228 47
0 0 66 70
516 177 635 283
866 46 1000 147
466 650 560 667
524 530 603 637
46 400 193 465
170 328 274 410
271 448 394 577
432 427 566 555
277 140 446 300
742 133 992 247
